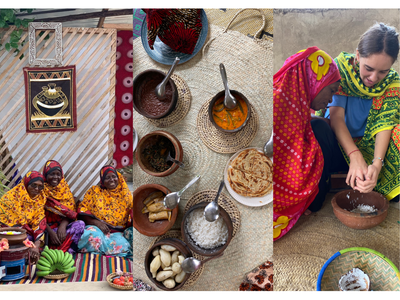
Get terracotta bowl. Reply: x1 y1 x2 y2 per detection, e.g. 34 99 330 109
135 130 183 177
331 189 389 230
133 69 178 119
208 90 251 133
0 227 27 245
144 238 191 291
181 202 233 256
132 184 178 237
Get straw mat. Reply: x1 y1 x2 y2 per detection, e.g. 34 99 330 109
274 193 400 291
132 19 273 290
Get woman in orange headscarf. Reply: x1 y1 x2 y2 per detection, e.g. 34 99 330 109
77 165 133 258
42 160 85 253
0 171 47 262
273 47 341 241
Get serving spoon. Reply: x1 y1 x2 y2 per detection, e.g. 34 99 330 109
219 63 237 110
264 129 273 157
181 253 224 273
163 175 201 210
204 181 224 222
155 57 180 100
165 151 185 168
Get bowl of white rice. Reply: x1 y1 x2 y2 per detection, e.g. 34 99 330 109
331 189 389 230
181 202 233 256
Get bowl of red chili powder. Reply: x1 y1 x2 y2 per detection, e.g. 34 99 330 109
133 69 178 119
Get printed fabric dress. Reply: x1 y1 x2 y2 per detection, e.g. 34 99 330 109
273 47 341 241
0 171 47 242
322 52 399 200
77 169 133 258
42 160 85 253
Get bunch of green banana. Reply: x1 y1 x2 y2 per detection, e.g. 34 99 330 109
36 246 77 277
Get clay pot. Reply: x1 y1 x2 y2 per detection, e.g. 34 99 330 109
135 130 183 177
208 90 251 133
181 202 233 256
331 189 389 230
132 184 178 237
144 238 191 291
133 69 178 119
0 227 27 245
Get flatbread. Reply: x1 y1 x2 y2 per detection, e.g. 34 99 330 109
228 148 273 198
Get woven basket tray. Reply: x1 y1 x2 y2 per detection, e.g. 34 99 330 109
43 270 69 280
317 247 400 291
107 272 134 290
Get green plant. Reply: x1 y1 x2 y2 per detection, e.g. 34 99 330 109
0 9 34 57
0 169 9 198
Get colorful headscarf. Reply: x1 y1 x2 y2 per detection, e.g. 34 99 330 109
0 172 47 241
24 171 45 189
78 171 133 229
100 165 118 189
42 160 77 223
333 52 399 200
43 160 64 178
273 47 341 241
143 9 202 55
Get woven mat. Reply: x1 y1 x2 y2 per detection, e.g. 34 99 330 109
146 73 191 128
148 230 204 290
0 253 132 285
204 9 273 42
274 193 400 291
132 16 273 291
184 190 241 239
196 97 258 153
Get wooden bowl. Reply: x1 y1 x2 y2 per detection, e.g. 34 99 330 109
133 69 178 119
181 202 233 256
144 238 191 291
331 190 389 230
208 90 251 133
132 184 178 237
135 130 183 177
0 227 27 245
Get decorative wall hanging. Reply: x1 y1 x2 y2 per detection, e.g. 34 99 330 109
28 22 63 66
23 65 77 133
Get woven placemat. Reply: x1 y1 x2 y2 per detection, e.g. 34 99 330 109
320 250 400 291
196 97 258 153
184 190 241 239
147 73 191 128
149 230 204 290
274 194 400 291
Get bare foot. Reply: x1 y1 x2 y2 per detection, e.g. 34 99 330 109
304 209 312 216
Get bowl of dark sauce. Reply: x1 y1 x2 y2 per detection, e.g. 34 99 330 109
133 69 178 119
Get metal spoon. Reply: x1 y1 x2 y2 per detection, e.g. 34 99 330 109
181 253 224 273
219 63 237 110
264 129 273 157
163 175 201 209
155 57 180 100
165 151 184 168
204 181 224 222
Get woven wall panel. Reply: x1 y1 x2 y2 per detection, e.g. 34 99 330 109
0 26 117 199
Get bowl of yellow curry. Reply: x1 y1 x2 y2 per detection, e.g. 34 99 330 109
208 90 250 133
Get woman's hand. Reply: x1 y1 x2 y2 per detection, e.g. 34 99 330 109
346 151 369 189
354 162 382 193
94 219 110 235
57 219 69 243
48 228 61 246
29 246 40 263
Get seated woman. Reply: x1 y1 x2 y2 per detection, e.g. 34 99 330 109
77 165 133 258
0 171 47 262
42 160 85 253
273 47 341 241
311 23 400 212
